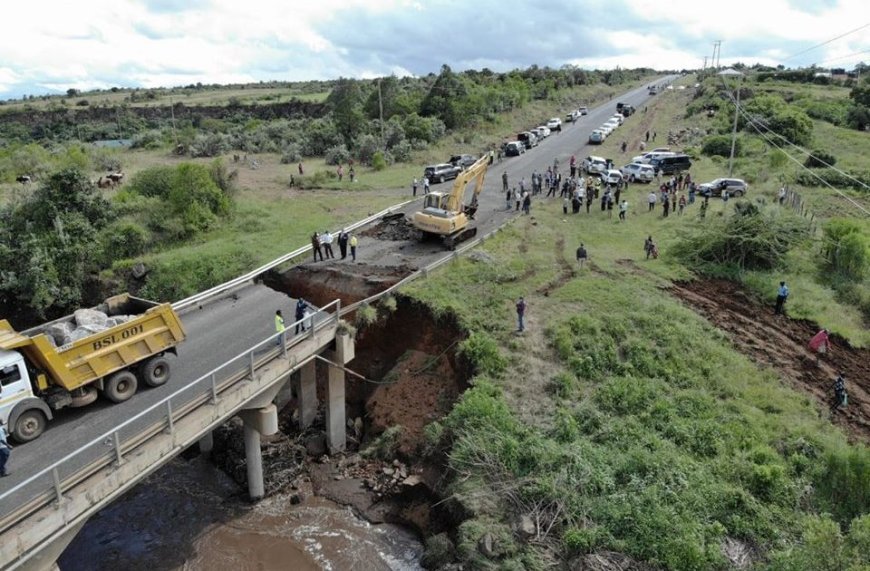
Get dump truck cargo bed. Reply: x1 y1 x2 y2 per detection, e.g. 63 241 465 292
0 294 186 392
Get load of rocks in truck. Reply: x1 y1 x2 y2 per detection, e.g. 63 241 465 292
43 308 135 348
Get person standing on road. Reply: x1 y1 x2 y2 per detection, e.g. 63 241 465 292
515 188 521 211
295 298 308 334
576 243 588 267
0 419 12 477
506 187 513 210
645 130 650 142
412 178 418 197
516 296 527 332
775 281 789 315
338 229 349 259
522 191 531 215
274 310 286 346
349 234 358 261
808 328 831 364
502 171 509 192
423 176 430 194
311 232 324 262
321 230 335 259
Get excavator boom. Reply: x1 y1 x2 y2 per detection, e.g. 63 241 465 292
411 154 490 249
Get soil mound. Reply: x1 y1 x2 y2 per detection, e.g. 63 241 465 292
360 214 417 241
671 278 870 441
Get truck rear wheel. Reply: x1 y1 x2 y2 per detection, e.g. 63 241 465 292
104 371 138 403
13 409 47 443
141 356 171 388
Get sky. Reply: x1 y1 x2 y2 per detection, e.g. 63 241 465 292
0 0 868 99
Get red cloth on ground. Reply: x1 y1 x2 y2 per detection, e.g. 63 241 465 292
808 330 829 351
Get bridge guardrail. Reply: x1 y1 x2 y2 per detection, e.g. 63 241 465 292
0 300 341 539
172 199 417 312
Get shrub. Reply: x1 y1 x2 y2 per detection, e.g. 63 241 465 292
371 150 387 171
804 149 837 168
280 143 302 164
794 167 870 192
355 133 380 166
701 134 740 158
355 302 378 327
814 446 870 525
361 425 403 460
138 248 255 301
324 144 351 166
100 220 149 261
822 219 869 280
390 139 413 162
459 331 507 377
168 163 232 234
188 133 228 157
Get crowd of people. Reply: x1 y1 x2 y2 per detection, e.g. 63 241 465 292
310 229 358 263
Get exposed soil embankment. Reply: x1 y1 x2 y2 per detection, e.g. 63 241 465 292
235 262 470 538
671 278 870 441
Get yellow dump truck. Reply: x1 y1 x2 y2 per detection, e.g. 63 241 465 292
0 294 186 442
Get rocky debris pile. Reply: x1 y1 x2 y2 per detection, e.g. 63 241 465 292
211 419 307 496
361 214 417 241
43 309 135 347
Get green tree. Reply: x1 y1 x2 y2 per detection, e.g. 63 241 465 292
420 64 469 129
0 168 111 316
326 78 366 146
169 163 231 234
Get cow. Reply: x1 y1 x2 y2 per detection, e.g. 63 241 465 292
16 175 31 184
97 176 113 189
106 172 124 185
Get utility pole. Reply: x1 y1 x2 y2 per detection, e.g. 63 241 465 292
728 78 741 177
703 56 708 71
717 41 723 69
169 96 178 148
378 79 385 150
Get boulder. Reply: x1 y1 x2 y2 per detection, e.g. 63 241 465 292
45 322 73 346
515 514 536 539
74 309 108 329
68 325 104 344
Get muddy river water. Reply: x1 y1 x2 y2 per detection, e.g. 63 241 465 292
59 456 423 570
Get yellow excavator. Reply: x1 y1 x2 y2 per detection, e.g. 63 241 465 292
412 154 489 249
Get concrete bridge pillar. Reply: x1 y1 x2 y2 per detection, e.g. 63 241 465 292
239 404 279 501
324 333 355 454
198 431 214 457
298 360 317 429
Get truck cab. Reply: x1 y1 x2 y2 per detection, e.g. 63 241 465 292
0 349 52 442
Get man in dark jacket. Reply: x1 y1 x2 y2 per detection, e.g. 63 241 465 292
338 229 349 259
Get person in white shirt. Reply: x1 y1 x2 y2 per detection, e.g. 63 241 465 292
320 231 335 259
647 191 657 212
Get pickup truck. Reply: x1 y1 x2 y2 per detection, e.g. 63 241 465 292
0 294 186 442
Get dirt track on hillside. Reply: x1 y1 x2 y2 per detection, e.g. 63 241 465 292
670 279 870 442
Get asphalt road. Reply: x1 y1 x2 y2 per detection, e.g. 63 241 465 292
0 76 675 512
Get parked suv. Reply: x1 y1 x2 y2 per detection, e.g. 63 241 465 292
449 154 477 169
583 155 608 174
504 141 525 157
620 162 655 183
518 131 538 149
649 154 692 174
424 163 462 183
697 178 748 197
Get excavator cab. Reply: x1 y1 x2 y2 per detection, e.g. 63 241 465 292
422 192 448 212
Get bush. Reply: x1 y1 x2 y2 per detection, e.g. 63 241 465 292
129 166 175 199
459 331 507 377
355 302 378 327
355 133 380 166
822 219 869 280
390 139 413 162
324 144 351 166
814 446 870 525
130 130 165 150
371 150 387 171
701 134 740 158
188 133 228 157
672 202 812 271
100 221 149 261
280 143 302 164
794 167 870 192
138 248 255 301
804 149 837 168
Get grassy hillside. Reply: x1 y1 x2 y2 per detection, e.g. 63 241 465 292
400 74 870 569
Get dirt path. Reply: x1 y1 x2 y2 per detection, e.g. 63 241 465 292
670 279 870 442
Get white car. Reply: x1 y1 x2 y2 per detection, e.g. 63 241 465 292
532 126 550 139
546 117 562 130
601 169 624 185
583 155 608 174
604 118 620 129
631 151 675 164
610 114 625 126
620 162 655 183
599 124 614 136
578 106 588 115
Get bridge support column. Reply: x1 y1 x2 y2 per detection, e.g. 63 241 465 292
324 333 354 454
240 404 279 501
298 360 317 429
198 431 214 456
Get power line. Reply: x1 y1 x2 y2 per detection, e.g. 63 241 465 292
813 49 870 67
781 22 870 63
719 79 870 216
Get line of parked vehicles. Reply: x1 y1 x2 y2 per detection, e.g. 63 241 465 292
588 101 635 145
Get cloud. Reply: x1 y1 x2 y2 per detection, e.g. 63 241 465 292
0 0 867 99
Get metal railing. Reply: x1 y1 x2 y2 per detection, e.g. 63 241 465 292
173 199 417 312
0 300 342 536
